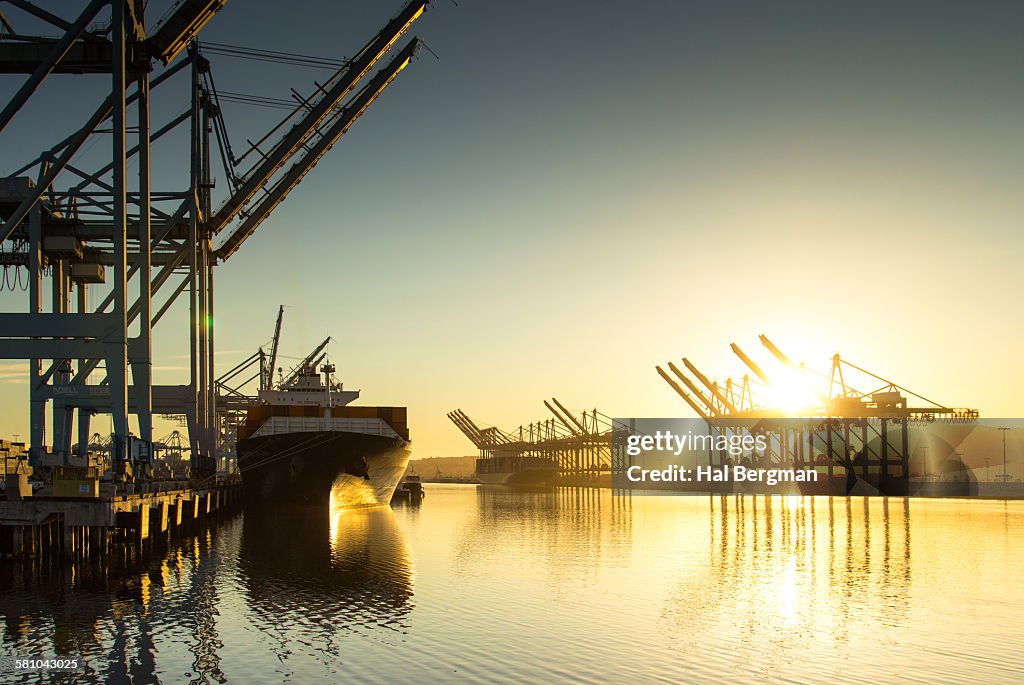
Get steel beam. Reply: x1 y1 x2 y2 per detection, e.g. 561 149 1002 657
0 313 116 337
27 204 43 464
106 0 130 445
0 0 106 134
135 63 154 449
188 52 203 461
0 40 114 74
5 0 78 32
6 57 191 179
0 339 107 359
217 39 421 261
76 283 90 464
0 97 113 243
211 1 426 234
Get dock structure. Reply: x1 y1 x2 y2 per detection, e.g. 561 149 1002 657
656 335 979 495
0 477 241 561
448 402 629 485
0 2 428 484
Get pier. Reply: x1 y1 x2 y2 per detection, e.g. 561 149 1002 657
1 476 241 561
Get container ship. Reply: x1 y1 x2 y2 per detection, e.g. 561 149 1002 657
236 360 410 509
475 454 559 486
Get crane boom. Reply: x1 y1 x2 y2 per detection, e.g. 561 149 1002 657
461 410 514 446
452 410 483 440
667 361 721 417
759 334 796 368
148 0 229 65
282 336 330 385
264 305 284 390
453 411 482 437
656 366 710 419
451 409 513 448
448 411 485 448
551 398 588 435
682 358 738 415
730 342 771 384
209 0 426 235
544 400 581 436
215 38 420 261
216 350 260 386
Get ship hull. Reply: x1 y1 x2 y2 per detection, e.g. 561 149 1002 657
476 469 557 487
238 430 411 508
475 455 559 487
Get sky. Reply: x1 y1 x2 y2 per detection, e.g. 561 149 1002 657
1 1 1023 456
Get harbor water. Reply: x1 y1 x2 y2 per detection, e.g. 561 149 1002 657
2 485 1022 684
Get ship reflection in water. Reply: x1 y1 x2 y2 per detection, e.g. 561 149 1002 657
1 487 1022 683
238 503 414 644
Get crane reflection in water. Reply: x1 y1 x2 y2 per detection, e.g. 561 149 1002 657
660 495 915 670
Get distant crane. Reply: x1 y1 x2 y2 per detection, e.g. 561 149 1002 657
260 306 285 391
449 403 622 482
655 335 980 496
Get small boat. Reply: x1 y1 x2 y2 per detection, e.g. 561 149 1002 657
392 474 424 501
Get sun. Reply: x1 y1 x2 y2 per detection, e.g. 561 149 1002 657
765 369 819 415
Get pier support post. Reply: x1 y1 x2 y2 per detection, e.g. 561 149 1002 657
136 506 150 547
183 497 198 523
169 499 183 527
89 527 105 557
62 526 74 558
151 501 168 534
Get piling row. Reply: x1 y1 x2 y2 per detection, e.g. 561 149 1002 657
0 483 242 561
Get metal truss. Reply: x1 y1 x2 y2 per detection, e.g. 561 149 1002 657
0 1 426 478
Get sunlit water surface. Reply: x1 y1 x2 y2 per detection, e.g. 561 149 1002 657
2 486 1022 684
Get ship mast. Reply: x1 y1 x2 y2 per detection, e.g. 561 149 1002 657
322 362 336 408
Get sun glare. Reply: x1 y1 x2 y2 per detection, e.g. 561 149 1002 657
766 369 819 414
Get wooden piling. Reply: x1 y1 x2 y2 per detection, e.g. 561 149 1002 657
1 483 240 562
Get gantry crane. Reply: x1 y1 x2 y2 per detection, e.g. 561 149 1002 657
448 409 516 451
0 0 430 478
656 335 980 495
450 400 624 479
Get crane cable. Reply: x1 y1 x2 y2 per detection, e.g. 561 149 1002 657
197 40 351 71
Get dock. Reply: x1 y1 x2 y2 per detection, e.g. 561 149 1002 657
1 477 241 561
